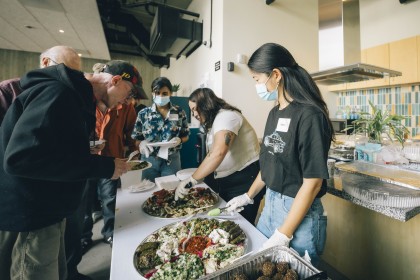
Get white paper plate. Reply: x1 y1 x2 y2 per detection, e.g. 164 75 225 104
128 160 152 171
146 140 176 148
89 139 106 147
176 168 197 181
129 181 156 193
121 161 152 188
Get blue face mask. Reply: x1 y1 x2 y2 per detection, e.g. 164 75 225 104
153 95 170 107
255 72 278 101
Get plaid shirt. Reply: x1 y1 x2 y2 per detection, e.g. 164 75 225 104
131 103 190 156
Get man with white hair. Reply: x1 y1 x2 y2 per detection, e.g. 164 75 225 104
0 59 145 280
0 45 81 124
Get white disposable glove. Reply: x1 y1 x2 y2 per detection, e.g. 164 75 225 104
139 140 154 158
168 137 181 148
174 177 198 200
261 229 293 250
225 193 253 213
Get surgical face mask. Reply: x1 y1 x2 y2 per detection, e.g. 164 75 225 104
153 95 170 107
255 73 278 101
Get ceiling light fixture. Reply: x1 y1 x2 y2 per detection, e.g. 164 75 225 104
59 29 64 33
78 53 82 57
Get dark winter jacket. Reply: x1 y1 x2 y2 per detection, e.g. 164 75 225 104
0 77 21 125
0 64 114 231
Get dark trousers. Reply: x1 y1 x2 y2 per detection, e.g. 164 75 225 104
82 178 118 241
204 161 264 225
65 183 89 279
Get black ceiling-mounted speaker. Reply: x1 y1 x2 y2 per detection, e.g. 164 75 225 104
266 0 275 5
399 0 407 3
150 6 203 58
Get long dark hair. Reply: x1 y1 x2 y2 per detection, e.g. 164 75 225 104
247 43 335 141
189 88 241 132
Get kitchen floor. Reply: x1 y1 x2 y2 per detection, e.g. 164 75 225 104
78 219 111 280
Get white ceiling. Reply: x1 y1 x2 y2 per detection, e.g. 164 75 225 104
0 0 110 60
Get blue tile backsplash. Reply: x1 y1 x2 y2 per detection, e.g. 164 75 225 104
337 85 420 137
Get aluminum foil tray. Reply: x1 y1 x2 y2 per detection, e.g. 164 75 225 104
200 245 323 280
336 161 420 189
337 162 420 208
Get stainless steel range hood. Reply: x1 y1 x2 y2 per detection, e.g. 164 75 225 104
311 63 401 85
311 0 401 85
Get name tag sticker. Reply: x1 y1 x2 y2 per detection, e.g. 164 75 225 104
169 114 179 121
276 118 291 132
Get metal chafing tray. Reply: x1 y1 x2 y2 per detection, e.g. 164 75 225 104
336 161 420 208
200 245 326 280
134 217 248 278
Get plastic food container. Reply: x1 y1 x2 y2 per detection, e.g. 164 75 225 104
336 161 420 208
199 245 326 280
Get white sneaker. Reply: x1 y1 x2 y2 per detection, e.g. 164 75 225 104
92 211 103 223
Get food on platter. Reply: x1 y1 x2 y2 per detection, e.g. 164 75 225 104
142 187 218 218
133 218 247 279
202 243 245 274
178 236 212 255
229 260 298 280
135 242 161 270
148 253 204 280
129 160 150 170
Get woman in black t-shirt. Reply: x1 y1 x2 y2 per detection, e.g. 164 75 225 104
225 43 334 267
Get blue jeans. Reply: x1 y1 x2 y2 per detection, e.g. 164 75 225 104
141 152 181 182
97 178 119 239
257 188 327 267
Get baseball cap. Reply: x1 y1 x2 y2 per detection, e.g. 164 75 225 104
99 60 148 100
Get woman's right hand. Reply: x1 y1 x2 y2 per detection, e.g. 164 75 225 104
225 193 254 213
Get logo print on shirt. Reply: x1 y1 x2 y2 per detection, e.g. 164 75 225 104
263 132 285 154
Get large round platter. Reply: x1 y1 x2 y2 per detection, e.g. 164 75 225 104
142 187 219 218
133 217 248 279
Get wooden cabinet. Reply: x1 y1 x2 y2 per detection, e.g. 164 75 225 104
364 44 391 88
361 49 367 63
390 36 418 85
328 83 347 92
365 44 390 68
328 35 420 92
417 35 420 82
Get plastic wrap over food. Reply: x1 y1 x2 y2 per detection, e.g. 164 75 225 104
337 162 420 208
336 161 420 189
200 246 323 280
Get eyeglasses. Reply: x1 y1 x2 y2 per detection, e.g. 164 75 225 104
124 81 137 100
48 58 59 66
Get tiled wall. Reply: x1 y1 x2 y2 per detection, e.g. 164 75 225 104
337 84 420 137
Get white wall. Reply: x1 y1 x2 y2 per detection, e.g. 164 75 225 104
360 0 420 48
161 0 224 97
162 0 320 137
221 0 319 137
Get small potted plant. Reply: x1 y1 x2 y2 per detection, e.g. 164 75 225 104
349 101 409 147
172 84 180 96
